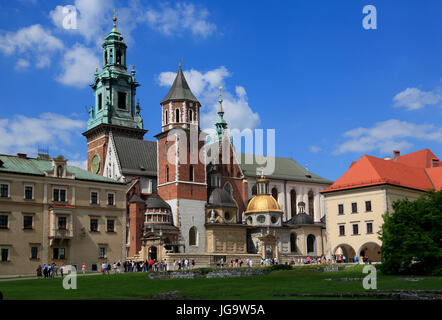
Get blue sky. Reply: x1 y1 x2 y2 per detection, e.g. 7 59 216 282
0 0 441 181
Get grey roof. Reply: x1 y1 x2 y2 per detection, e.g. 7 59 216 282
286 213 314 226
161 65 199 104
145 194 171 210
129 194 144 203
208 188 237 208
238 153 333 185
113 136 157 176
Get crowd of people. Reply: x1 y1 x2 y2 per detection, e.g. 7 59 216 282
35 254 372 278
36 263 68 279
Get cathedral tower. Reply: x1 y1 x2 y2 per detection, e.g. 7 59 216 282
83 13 146 175
155 63 208 253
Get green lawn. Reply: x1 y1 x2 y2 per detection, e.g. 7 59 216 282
1 265 441 300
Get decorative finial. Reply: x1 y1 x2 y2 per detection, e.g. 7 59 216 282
179 58 183 68
113 9 117 27
131 65 136 76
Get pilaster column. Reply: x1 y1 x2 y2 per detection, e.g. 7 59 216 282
314 190 321 222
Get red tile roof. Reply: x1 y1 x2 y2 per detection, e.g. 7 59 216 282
391 148 439 168
322 149 441 193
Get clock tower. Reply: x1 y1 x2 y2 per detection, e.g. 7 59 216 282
83 13 146 175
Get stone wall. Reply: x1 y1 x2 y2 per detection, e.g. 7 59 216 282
148 268 269 280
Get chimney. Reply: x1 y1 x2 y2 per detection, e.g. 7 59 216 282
17 153 27 159
393 150 400 161
431 158 439 168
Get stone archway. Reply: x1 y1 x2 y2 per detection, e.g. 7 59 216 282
358 242 382 262
148 246 157 260
333 244 356 262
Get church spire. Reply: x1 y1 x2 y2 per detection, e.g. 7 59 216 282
161 62 199 104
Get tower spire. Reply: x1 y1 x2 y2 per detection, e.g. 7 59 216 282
215 85 228 139
113 8 117 29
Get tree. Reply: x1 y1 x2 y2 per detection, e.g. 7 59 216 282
379 190 442 275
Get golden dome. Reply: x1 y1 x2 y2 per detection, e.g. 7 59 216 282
245 195 283 214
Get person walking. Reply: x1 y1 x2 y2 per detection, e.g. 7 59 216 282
36 265 42 278
60 265 65 278
82 263 86 274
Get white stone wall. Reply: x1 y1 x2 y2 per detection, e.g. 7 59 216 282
166 198 207 254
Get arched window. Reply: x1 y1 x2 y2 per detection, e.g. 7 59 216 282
308 190 314 217
252 184 257 196
175 108 180 123
307 234 316 254
166 166 169 182
189 165 194 181
290 233 297 252
165 110 168 124
116 51 121 64
271 187 278 201
104 51 108 64
189 227 197 246
290 189 297 215
189 109 193 122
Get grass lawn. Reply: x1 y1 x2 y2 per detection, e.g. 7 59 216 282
0 265 441 300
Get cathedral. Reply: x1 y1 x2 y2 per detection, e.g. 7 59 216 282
83 16 333 266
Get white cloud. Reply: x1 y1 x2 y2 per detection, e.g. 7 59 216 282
0 24 64 68
157 66 260 131
393 87 442 110
15 58 30 70
0 113 85 156
56 44 100 88
69 159 87 170
145 2 216 38
334 119 442 155
50 0 115 45
309 146 321 153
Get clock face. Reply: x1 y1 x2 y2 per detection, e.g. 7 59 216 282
91 154 100 174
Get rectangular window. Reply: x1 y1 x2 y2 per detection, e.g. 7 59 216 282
90 219 98 232
352 224 359 235
24 186 33 200
1 248 8 262
339 225 345 236
31 247 38 259
60 189 66 202
365 201 372 212
107 220 115 232
351 202 358 213
98 93 102 110
91 192 98 204
23 216 33 229
338 204 344 215
99 247 106 259
367 222 373 234
59 248 66 259
54 189 67 202
107 193 114 206
118 92 126 109
0 215 8 229
58 217 67 230
0 184 8 198
53 248 59 259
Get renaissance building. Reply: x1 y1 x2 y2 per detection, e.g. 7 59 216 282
0 153 127 275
